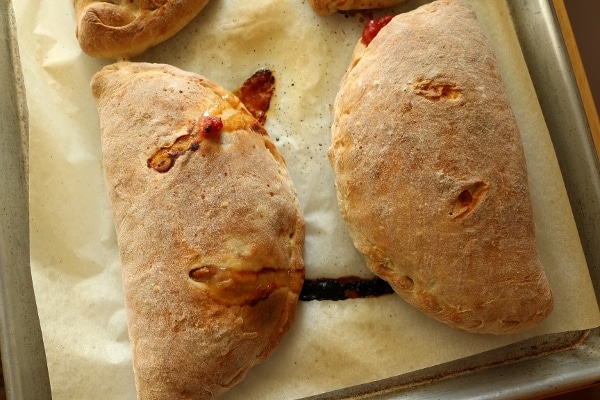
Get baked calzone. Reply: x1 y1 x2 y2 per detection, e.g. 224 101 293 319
92 61 304 399
74 0 209 59
328 0 553 334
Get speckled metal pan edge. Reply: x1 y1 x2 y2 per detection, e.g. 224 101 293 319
0 1 51 398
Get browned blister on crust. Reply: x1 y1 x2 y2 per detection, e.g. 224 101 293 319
73 0 210 59
92 62 304 399
328 0 553 334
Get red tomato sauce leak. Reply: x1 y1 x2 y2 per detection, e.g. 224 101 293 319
201 116 224 138
361 15 393 45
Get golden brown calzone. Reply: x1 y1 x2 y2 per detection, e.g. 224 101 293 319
328 0 553 334
92 61 304 399
74 0 209 59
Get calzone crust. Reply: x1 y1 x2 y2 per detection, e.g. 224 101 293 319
74 0 209 59
328 0 553 334
92 62 304 399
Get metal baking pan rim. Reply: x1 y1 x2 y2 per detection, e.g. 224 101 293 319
311 329 600 400
0 1 52 399
304 329 594 399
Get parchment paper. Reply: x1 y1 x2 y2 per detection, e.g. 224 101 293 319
12 0 600 399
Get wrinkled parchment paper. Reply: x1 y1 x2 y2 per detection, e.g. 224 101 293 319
12 0 600 398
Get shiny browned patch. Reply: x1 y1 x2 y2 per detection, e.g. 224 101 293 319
189 265 303 306
235 69 275 125
147 116 223 173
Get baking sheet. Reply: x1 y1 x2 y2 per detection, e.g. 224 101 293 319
0 2 51 399
10 0 600 399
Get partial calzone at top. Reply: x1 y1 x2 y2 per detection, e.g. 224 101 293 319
73 0 210 59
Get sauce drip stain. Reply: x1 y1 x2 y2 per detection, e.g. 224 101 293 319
189 266 393 303
235 69 275 125
300 276 393 301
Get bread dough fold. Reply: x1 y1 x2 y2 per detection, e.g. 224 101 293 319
74 0 210 59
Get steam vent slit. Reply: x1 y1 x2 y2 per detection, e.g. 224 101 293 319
449 181 488 218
